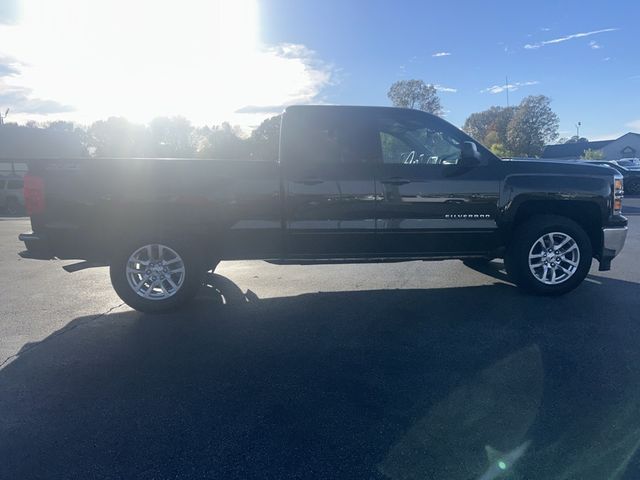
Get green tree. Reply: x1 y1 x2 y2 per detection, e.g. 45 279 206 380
196 122 248 159
149 116 195 157
45 120 75 132
387 79 442 115
490 143 514 158
505 95 559 157
565 135 589 144
249 114 281 161
88 117 151 157
46 120 90 152
581 148 604 160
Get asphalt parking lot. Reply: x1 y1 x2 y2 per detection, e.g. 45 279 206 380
2 201 640 480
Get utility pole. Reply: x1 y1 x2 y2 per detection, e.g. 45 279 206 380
576 121 581 139
505 76 510 107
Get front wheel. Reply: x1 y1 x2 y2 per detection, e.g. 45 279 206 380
110 238 205 313
505 215 592 295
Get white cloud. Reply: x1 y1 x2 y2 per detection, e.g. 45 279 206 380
589 40 601 49
0 79 73 114
603 57 611 61
626 120 640 132
0 0 336 127
432 52 451 57
481 80 540 94
434 84 457 93
524 27 618 49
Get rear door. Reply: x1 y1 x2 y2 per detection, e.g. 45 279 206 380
281 107 378 257
373 109 501 256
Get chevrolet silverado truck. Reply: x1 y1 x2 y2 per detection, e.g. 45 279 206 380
19 105 628 312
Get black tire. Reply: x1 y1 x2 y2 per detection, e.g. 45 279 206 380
505 215 592 295
110 237 205 313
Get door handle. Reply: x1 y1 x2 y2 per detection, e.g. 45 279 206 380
292 177 324 186
381 177 411 186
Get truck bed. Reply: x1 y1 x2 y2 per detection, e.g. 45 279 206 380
25 157 283 261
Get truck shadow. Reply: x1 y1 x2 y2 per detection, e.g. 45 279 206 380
2 274 640 479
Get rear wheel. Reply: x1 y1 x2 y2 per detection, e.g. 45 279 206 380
110 238 204 313
505 215 592 295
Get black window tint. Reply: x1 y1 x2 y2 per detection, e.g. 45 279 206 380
378 112 463 165
7 180 23 189
283 109 379 165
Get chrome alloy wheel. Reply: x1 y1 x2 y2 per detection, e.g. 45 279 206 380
528 232 580 285
126 244 186 300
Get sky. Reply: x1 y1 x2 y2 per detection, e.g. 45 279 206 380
0 0 639 140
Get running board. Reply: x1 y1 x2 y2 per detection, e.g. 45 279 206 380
265 255 486 266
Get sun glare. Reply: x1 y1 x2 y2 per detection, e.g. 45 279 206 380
1 0 329 127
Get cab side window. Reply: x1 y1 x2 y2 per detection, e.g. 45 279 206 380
377 113 463 165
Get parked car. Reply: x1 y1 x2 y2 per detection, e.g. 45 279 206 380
589 159 640 194
614 158 640 169
19 105 627 312
0 176 25 215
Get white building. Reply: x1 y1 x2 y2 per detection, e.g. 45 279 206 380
543 132 640 160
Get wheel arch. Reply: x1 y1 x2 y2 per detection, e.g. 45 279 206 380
505 200 603 256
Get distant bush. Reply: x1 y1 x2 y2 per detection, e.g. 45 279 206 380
581 148 604 160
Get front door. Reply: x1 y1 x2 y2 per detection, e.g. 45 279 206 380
373 109 501 256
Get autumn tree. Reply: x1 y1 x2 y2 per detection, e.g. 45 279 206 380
463 106 516 147
463 95 559 157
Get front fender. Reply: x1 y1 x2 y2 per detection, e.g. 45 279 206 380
498 173 611 226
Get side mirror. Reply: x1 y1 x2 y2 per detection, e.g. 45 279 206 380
459 141 481 167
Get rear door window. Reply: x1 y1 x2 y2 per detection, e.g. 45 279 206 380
282 109 379 167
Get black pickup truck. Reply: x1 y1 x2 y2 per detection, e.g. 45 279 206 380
20 105 628 312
